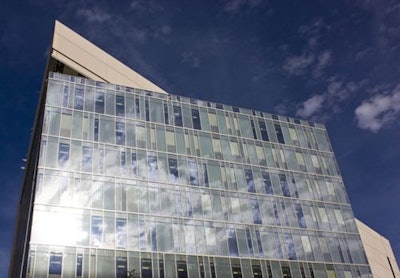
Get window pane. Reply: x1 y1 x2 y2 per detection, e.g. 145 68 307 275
116 95 125 117
49 252 63 275
95 92 105 113
192 109 201 130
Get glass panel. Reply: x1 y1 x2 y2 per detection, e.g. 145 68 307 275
116 95 125 117
46 80 64 106
116 257 127 278
49 252 62 275
151 98 164 123
95 92 105 113
116 218 127 249
238 115 253 138
215 258 231 278
199 133 213 158
174 106 183 127
192 109 201 130
207 162 222 189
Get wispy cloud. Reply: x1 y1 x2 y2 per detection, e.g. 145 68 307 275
283 18 333 78
357 0 400 52
76 8 111 23
293 77 367 121
282 54 315 75
282 49 332 77
130 0 164 13
296 95 325 118
312 50 332 78
181 51 201 68
55 2 175 90
221 0 266 14
355 85 400 132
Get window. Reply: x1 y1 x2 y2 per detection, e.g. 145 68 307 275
262 171 273 194
164 103 169 124
227 228 239 256
295 152 306 172
295 203 307 228
192 109 201 130
62 85 69 107
91 216 103 246
177 261 188 278
208 111 218 132
150 99 164 123
238 115 252 138
116 95 125 116
142 258 152 278
116 218 127 248
250 197 262 224
274 124 285 144
168 158 178 181
95 92 105 113
148 155 158 181
174 106 183 127
289 125 299 146
245 169 256 193
116 257 128 278
255 230 263 256
116 122 125 145
135 98 140 118
132 153 137 176
27 251 35 276
189 160 199 186
74 86 84 109
82 146 92 172
76 254 82 277
94 118 99 141
120 151 126 175
273 203 280 225
280 174 290 197
203 164 209 187
246 229 253 256
58 143 70 166
60 112 72 137
49 252 62 275
250 120 257 139
166 128 176 152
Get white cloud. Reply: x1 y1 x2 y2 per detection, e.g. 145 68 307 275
283 49 333 77
296 95 325 118
283 18 333 78
355 86 400 132
292 78 367 121
282 54 315 75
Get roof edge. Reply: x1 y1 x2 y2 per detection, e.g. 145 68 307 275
51 20 167 94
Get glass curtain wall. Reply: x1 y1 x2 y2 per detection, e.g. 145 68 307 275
26 72 371 277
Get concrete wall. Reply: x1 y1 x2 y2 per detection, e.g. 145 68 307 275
356 219 399 278
51 21 167 94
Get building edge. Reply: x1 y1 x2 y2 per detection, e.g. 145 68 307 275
356 219 400 278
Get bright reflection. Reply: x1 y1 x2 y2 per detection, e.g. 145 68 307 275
31 209 88 246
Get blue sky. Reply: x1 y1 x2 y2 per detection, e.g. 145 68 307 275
1 0 399 275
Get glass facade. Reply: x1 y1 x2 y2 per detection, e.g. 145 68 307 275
25 72 371 277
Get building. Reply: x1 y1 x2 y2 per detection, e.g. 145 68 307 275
9 21 373 277
356 220 399 278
